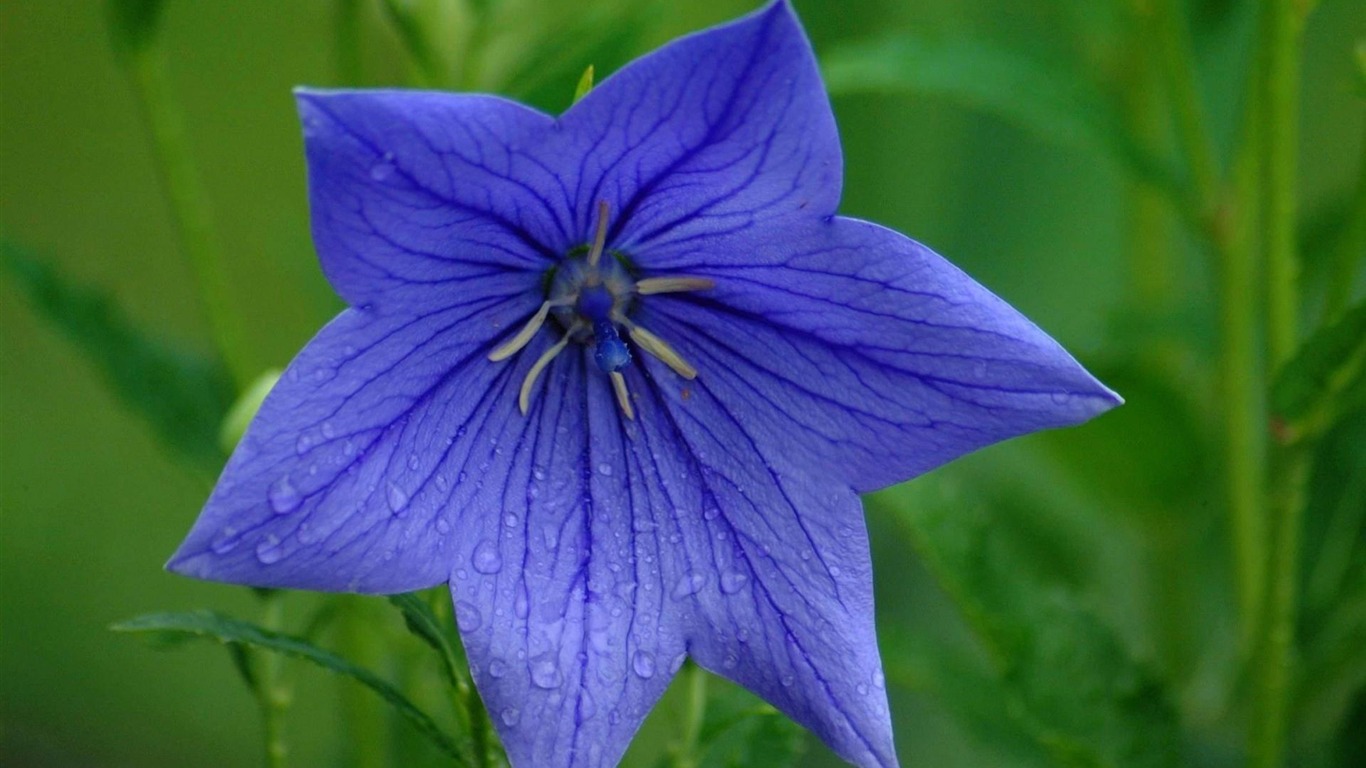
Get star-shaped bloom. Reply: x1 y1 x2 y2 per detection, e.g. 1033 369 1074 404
169 2 1119 766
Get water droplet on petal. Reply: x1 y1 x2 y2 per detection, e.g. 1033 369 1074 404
514 584 530 619
472 540 502 574
719 571 748 594
873 670 886 689
255 535 284 564
436 517 451 535
454 600 482 632
369 160 395 181
312 366 336 382
295 434 313 454
578 689 597 720
596 462 613 476
632 650 656 679
210 527 240 554
320 421 336 439
386 482 409 514
488 658 507 678
671 572 706 600
1050 391 1072 405
780 674 795 687
503 513 519 528
722 653 737 669
702 507 720 521
856 682 869 695
268 475 302 514
530 654 563 689
542 525 559 549
500 706 520 726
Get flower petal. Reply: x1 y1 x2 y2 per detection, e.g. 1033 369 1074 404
552 0 839 255
167 290 541 592
450 348 685 768
628 367 897 768
298 88 567 312
634 216 1121 492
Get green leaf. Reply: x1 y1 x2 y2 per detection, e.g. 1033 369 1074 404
380 0 465 87
388 592 465 690
820 35 1174 193
105 0 166 56
694 685 806 768
1272 300 1366 422
113 610 471 764
872 479 1182 768
2 239 233 469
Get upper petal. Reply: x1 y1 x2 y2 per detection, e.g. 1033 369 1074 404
549 0 839 255
298 89 568 312
632 216 1121 492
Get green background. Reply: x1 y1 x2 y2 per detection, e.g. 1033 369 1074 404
1 0 1363 766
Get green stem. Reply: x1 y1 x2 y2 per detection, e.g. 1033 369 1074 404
125 44 254 390
1151 0 1221 218
338 596 389 768
333 0 363 85
256 592 291 768
671 662 707 768
1252 1 1307 765
1323 129 1366 321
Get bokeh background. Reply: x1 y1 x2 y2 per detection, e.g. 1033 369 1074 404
2 0 1363 766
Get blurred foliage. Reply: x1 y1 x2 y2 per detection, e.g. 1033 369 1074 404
1 0 1364 767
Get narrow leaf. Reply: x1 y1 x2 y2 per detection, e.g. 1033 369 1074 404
1272 300 1366 420
388 592 465 690
821 35 1174 192
113 610 470 763
573 64 596 104
2 239 233 469
871 479 1182 768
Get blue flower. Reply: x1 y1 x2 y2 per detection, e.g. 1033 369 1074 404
169 2 1119 766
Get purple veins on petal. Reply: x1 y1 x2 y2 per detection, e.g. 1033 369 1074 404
168 2 1119 767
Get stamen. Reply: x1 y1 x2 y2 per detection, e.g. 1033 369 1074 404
587 199 610 268
489 301 552 361
610 372 635 420
635 276 716 295
518 333 573 414
628 324 698 380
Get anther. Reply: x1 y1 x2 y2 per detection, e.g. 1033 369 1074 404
587 199 610 268
518 331 574 414
635 276 715 295
610 372 635 420
627 324 698 379
489 301 552 361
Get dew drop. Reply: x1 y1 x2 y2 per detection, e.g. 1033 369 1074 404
702 507 720 521
856 682 869 695
671 572 706 600
720 571 748 594
268 475 302 514
312 366 336 382
533 466 546 480
434 474 449 492
255 534 284 564
454 600 482 632
503 512 519 528
530 654 563 689
407 453 420 471
386 482 409 514
722 653 737 669
578 689 597 720
436 517 451 535
780 674 795 687
210 527 240 554
596 462 613 476
294 433 313 455
369 159 395 181
320 421 336 439
472 540 502 574
542 525 559 549
514 584 530 619
873 670 886 689
631 650 656 679
488 658 507 678
1050 391 1072 405
500 707 520 726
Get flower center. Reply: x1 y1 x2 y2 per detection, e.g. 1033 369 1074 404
487 201 715 420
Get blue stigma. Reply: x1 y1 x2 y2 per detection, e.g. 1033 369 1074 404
593 320 631 373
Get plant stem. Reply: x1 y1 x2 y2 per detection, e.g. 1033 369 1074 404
125 44 254 390
1151 0 1221 217
333 0 363 85
256 592 291 768
1251 1 1307 765
671 662 707 768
